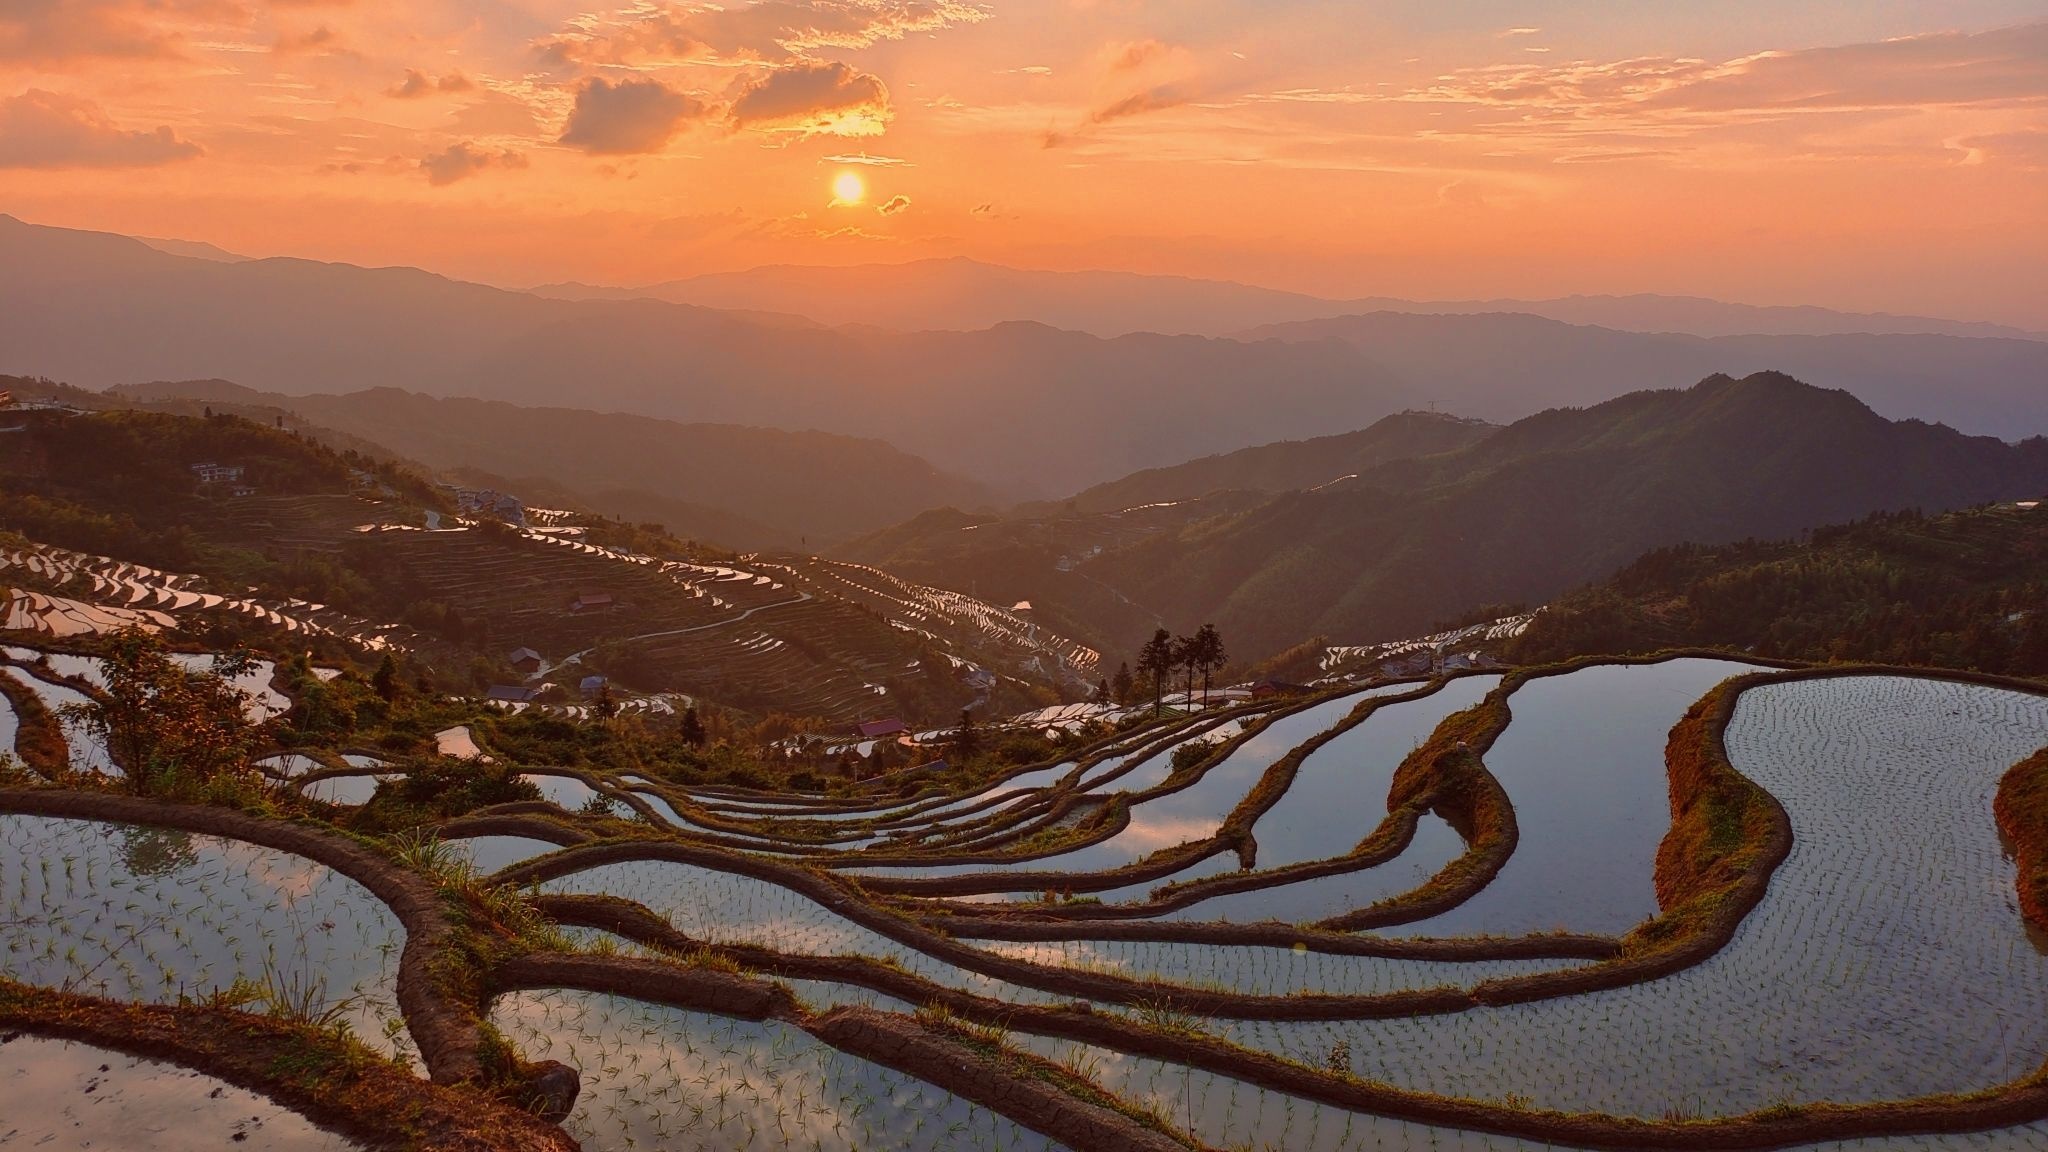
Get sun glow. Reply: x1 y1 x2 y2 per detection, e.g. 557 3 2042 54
831 170 866 205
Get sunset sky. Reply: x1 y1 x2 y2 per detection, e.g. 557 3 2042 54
2 1 2043 325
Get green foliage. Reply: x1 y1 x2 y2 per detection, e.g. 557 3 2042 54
1513 505 2048 676
63 628 264 794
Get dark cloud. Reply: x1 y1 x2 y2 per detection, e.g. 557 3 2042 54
389 69 473 98
559 76 712 155
0 0 185 63
1090 84 1190 125
729 59 890 135
419 140 527 185
0 89 201 168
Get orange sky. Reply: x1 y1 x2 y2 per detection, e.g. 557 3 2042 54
1 2 2043 325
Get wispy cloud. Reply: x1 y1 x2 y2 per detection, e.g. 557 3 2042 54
420 140 526 185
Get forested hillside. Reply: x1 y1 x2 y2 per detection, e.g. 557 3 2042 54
866 372 2048 660
1509 504 2048 674
1041 411 1496 515
110 381 1002 547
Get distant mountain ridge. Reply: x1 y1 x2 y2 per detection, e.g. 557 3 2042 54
536 256 2043 341
0 215 1404 494
7 213 2047 502
1238 311 2048 439
108 380 1000 548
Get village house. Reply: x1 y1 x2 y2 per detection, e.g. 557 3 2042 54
508 647 544 675
570 591 615 613
190 462 245 485
854 717 908 740
486 684 541 704
1250 679 1310 701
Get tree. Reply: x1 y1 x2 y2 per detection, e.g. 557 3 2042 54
679 705 707 747
954 707 981 760
1175 634 1198 710
1094 678 1110 704
1110 662 1135 707
65 629 261 795
1192 623 1227 705
593 682 620 720
1137 629 1174 715
371 653 401 703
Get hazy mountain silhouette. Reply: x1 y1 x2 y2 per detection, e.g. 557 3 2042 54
537 256 2043 341
1241 312 2048 439
0 215 1402 494
110 380 1002 548
7 214 2045 499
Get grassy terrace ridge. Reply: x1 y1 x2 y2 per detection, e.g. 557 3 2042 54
1996 746 2048 933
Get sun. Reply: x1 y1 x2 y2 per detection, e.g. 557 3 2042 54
831 170 866 205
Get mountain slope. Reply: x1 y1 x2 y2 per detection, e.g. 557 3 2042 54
109 381 1001 548
1044 411 1497 515
1050 373 2048 658
1506 504 2048 674
536 258 2041 341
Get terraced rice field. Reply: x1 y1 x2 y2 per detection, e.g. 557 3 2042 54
6 658 2047 1151
0 815 411 1063
0 1035 362 1150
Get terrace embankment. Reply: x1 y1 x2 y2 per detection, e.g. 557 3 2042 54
0 980 576 1152
487 952 1211 1152
1996 745 2048 933
1311 683 1519 933
0 665 70 778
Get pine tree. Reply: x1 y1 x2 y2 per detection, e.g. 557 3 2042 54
371 653 401 703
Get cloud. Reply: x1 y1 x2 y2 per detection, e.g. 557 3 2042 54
824 151 911 165
1107 38 1168 72
0 0 187 63
389 70 474 99
536 0 986 66
559 76 712 154
1411 23 2048 119
0 89 201 168
875 193 910 215
1501 27 1541 37
1090 84 1190 125
419 140 527 185
273 24 350 56
1955 127 2048 170
729 60 891 136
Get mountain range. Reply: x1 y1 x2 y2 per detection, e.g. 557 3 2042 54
854 373 2048 660
535 257 2043 342
8 214 2048 500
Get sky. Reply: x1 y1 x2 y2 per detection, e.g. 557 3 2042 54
1 1 2043 325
